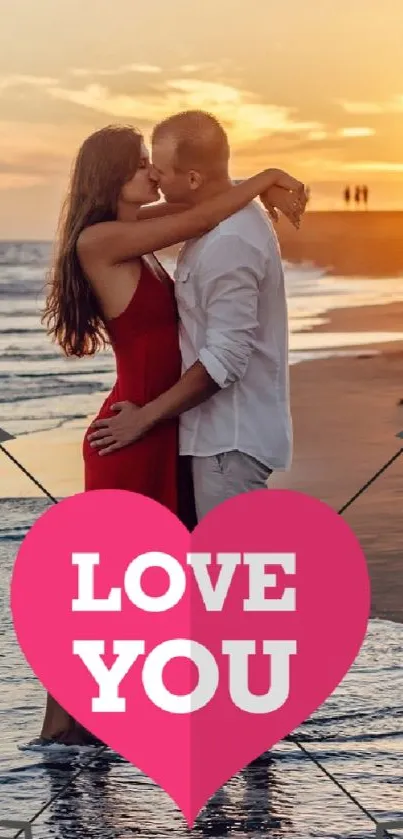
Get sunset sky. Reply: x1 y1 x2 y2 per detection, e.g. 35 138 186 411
1 0 403 237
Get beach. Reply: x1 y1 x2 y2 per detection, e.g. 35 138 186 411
1 213 403 623
1 214 403 837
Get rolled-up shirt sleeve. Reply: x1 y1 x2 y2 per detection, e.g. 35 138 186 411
197 234 264 388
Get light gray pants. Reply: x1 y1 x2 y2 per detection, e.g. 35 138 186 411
192 450 273 521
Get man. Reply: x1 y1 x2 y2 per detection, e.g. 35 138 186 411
90 110 296 522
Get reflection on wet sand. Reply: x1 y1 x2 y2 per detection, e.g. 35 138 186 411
41 750 296 839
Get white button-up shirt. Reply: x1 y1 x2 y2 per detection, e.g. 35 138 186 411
174 200 292 470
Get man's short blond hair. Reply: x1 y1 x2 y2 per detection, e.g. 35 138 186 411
152 110 230 177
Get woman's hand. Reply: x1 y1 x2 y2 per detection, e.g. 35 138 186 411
260 182 307 229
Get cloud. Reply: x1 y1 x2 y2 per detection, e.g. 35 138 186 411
0 173 46 190
71 64 162 77
47 82 165 123
165 79 241 106
341 161 403 173
0 74 58 92
47 78 324 146
229 134 349 178
178 65 203 73
338 127 375 137
1 74 391 187
338 96 403 115
293 156 403 176
0 120 87 185
0 151 70 177
307 130 328 141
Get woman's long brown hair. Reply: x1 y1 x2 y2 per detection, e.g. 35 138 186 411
42 125 142 356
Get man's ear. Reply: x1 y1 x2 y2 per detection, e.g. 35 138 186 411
188 170 203 191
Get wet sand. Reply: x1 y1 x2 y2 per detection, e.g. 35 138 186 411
271 302 403 623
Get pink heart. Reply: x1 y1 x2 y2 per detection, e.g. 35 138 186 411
11 489 369 827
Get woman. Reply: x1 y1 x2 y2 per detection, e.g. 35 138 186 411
39 124 305 746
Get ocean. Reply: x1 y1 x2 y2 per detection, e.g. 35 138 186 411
1 242 403 838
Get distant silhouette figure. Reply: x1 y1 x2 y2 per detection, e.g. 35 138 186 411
343 186 351 207
305 185 311 203
354 186 361 207
362 185 369 207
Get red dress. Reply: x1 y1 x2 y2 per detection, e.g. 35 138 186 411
83 258 181 514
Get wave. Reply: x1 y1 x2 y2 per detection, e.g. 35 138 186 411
0 286 45 300
0 307 40 317
0 241 51 267
295 728 403 745
0 352 62 362
0 411 88 424
0 367 113 380
0 327 45 335
0 530 31 542
0 381 109 404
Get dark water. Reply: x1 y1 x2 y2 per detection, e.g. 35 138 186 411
0 242 116 438
1 499 402 838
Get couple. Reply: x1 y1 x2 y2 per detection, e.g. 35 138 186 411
39 109 306 745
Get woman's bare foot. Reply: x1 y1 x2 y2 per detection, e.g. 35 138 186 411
40 693 104 747
52 723 104 747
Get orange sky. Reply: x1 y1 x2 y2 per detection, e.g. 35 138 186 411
1 0 403 236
